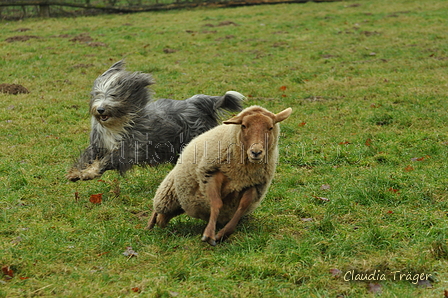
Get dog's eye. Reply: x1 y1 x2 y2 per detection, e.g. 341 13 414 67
269 127 273 131
241 124 247 129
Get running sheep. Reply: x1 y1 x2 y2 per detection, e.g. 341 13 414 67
146 105 292 245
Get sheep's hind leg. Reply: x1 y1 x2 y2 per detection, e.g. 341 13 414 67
146 211 181 229
147 170 183 229
216 187 256 242
202 172 225 246
146 212 158 229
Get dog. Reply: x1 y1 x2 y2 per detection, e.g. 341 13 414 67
67 60 245 181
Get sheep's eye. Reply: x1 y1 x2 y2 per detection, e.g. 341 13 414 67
241 124 247 129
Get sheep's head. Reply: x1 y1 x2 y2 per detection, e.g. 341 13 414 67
223 106 292 163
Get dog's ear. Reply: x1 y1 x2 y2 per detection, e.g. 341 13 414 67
101 60 125 77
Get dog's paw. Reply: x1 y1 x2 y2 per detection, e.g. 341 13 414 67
66 168 81 182
80 172 100 181
79 160 102 180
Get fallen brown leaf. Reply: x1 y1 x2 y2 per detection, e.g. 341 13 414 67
387 187 399 193
404 165 414 172
1 266 13 278
89 193 102 204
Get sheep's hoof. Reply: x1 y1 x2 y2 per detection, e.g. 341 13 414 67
201 235 217 246
145 222 155 230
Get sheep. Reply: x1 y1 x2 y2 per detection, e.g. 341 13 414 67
146 105 292 245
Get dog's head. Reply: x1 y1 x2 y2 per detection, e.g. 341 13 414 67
89 60 155 129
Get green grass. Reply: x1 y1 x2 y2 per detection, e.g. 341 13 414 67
1 0 448 296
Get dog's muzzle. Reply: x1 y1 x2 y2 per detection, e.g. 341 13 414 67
96 107 110 121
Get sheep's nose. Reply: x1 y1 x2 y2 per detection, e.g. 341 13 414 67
250 149 263 158
97 107 105 114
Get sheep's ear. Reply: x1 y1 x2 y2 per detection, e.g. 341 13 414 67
223 115 243 125
275 108 292 123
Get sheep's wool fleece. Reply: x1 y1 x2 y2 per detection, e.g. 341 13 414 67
153 121 280 225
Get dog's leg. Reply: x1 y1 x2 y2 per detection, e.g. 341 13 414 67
67 144 110 181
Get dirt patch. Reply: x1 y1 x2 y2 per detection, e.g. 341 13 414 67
203 21 239 28
72 63 94 69
88 42 108 47
362 31 381 36
218 21 239 26
67 33 107 47
69 33 94 43
272 41 289 48
5 35 39 42
163 48 178 54
215 35 235 41
0 84 30 95
303 96 329 102
321 54 339 59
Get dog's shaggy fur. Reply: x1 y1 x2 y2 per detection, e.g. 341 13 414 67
67 60 245 181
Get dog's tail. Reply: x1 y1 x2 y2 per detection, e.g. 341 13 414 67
186 91 245 124
217 91 246 113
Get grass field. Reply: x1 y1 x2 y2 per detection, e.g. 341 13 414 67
1 0 448 296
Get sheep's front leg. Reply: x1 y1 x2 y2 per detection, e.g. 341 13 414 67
202 171 225 246
216 186 256 242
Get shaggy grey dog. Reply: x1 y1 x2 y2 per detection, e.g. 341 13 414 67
67 60 245 181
